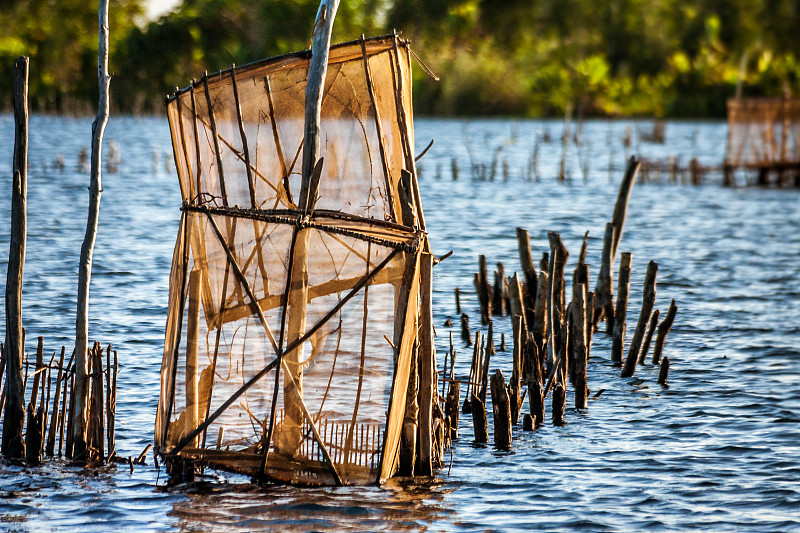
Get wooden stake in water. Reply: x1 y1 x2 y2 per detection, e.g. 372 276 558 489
652 300 678 365
611 252 632 365
622 261 658 378
3 56 29 460
490 370 512 450
73 0 111 461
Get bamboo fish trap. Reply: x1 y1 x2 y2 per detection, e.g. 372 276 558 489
155 31 436 486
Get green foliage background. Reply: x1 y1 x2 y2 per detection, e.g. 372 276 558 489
1 0 799 116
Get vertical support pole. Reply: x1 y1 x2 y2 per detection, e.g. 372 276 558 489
2 56 29 460
417 252 434 475
73 0 110 461
611 252 632 365
185 270 201 447
283 0 340 456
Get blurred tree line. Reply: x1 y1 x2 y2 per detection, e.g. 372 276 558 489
1 0 799 116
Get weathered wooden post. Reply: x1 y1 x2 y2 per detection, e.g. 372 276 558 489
652 299 678 365
525 335 544 427
460 312 471 344
572 282 588 408
611 157 640 263
282 0 340 456
547 232 568 369
73 0 110 461
2 56 29 460
594 223 615 331
658 357 671 385
25 337 44 464
639 309 660 364
516 227 538 304
476 255 492 324
611 252 632 364
492 262 507 317
490 370 512 450
622 261 658 377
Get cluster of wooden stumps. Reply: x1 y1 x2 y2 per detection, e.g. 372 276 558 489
441 157 679 450
0 338 118 465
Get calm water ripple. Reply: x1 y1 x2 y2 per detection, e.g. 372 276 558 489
0 116 798 531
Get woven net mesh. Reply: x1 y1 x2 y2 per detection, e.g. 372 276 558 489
155 35 427 485
725 98 800 168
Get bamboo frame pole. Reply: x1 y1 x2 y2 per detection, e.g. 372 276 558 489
282 0 340 457
360 36 397 221
202 75 228 206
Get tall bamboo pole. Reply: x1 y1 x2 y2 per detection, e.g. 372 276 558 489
2 56 28 459
281 0 340 454
73 0 110 461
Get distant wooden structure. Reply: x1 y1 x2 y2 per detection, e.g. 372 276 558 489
724 93 800 187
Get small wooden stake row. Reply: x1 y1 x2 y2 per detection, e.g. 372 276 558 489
0 338 118 465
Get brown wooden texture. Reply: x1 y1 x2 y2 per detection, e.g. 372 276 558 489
471 393 488 444
611 252 632 365
594 223 615 332
639 309 660 365
652 299 678 365
516 227 538 304
490 370 512 450
3 56 29 460
658 356 671 385
611 157 640 263
417 253 435 476
623 261 658 377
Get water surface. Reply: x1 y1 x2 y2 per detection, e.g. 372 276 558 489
0 116 798 531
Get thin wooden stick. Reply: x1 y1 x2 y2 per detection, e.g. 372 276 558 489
202 74 228 206
360 35 397 221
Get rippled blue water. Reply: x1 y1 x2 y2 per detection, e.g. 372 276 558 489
0 115 799 531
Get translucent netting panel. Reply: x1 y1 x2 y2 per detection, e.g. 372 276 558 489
167 38 413 223
266 229 407 484
160 209 416 484
162 212 291 452
726 99 800 167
